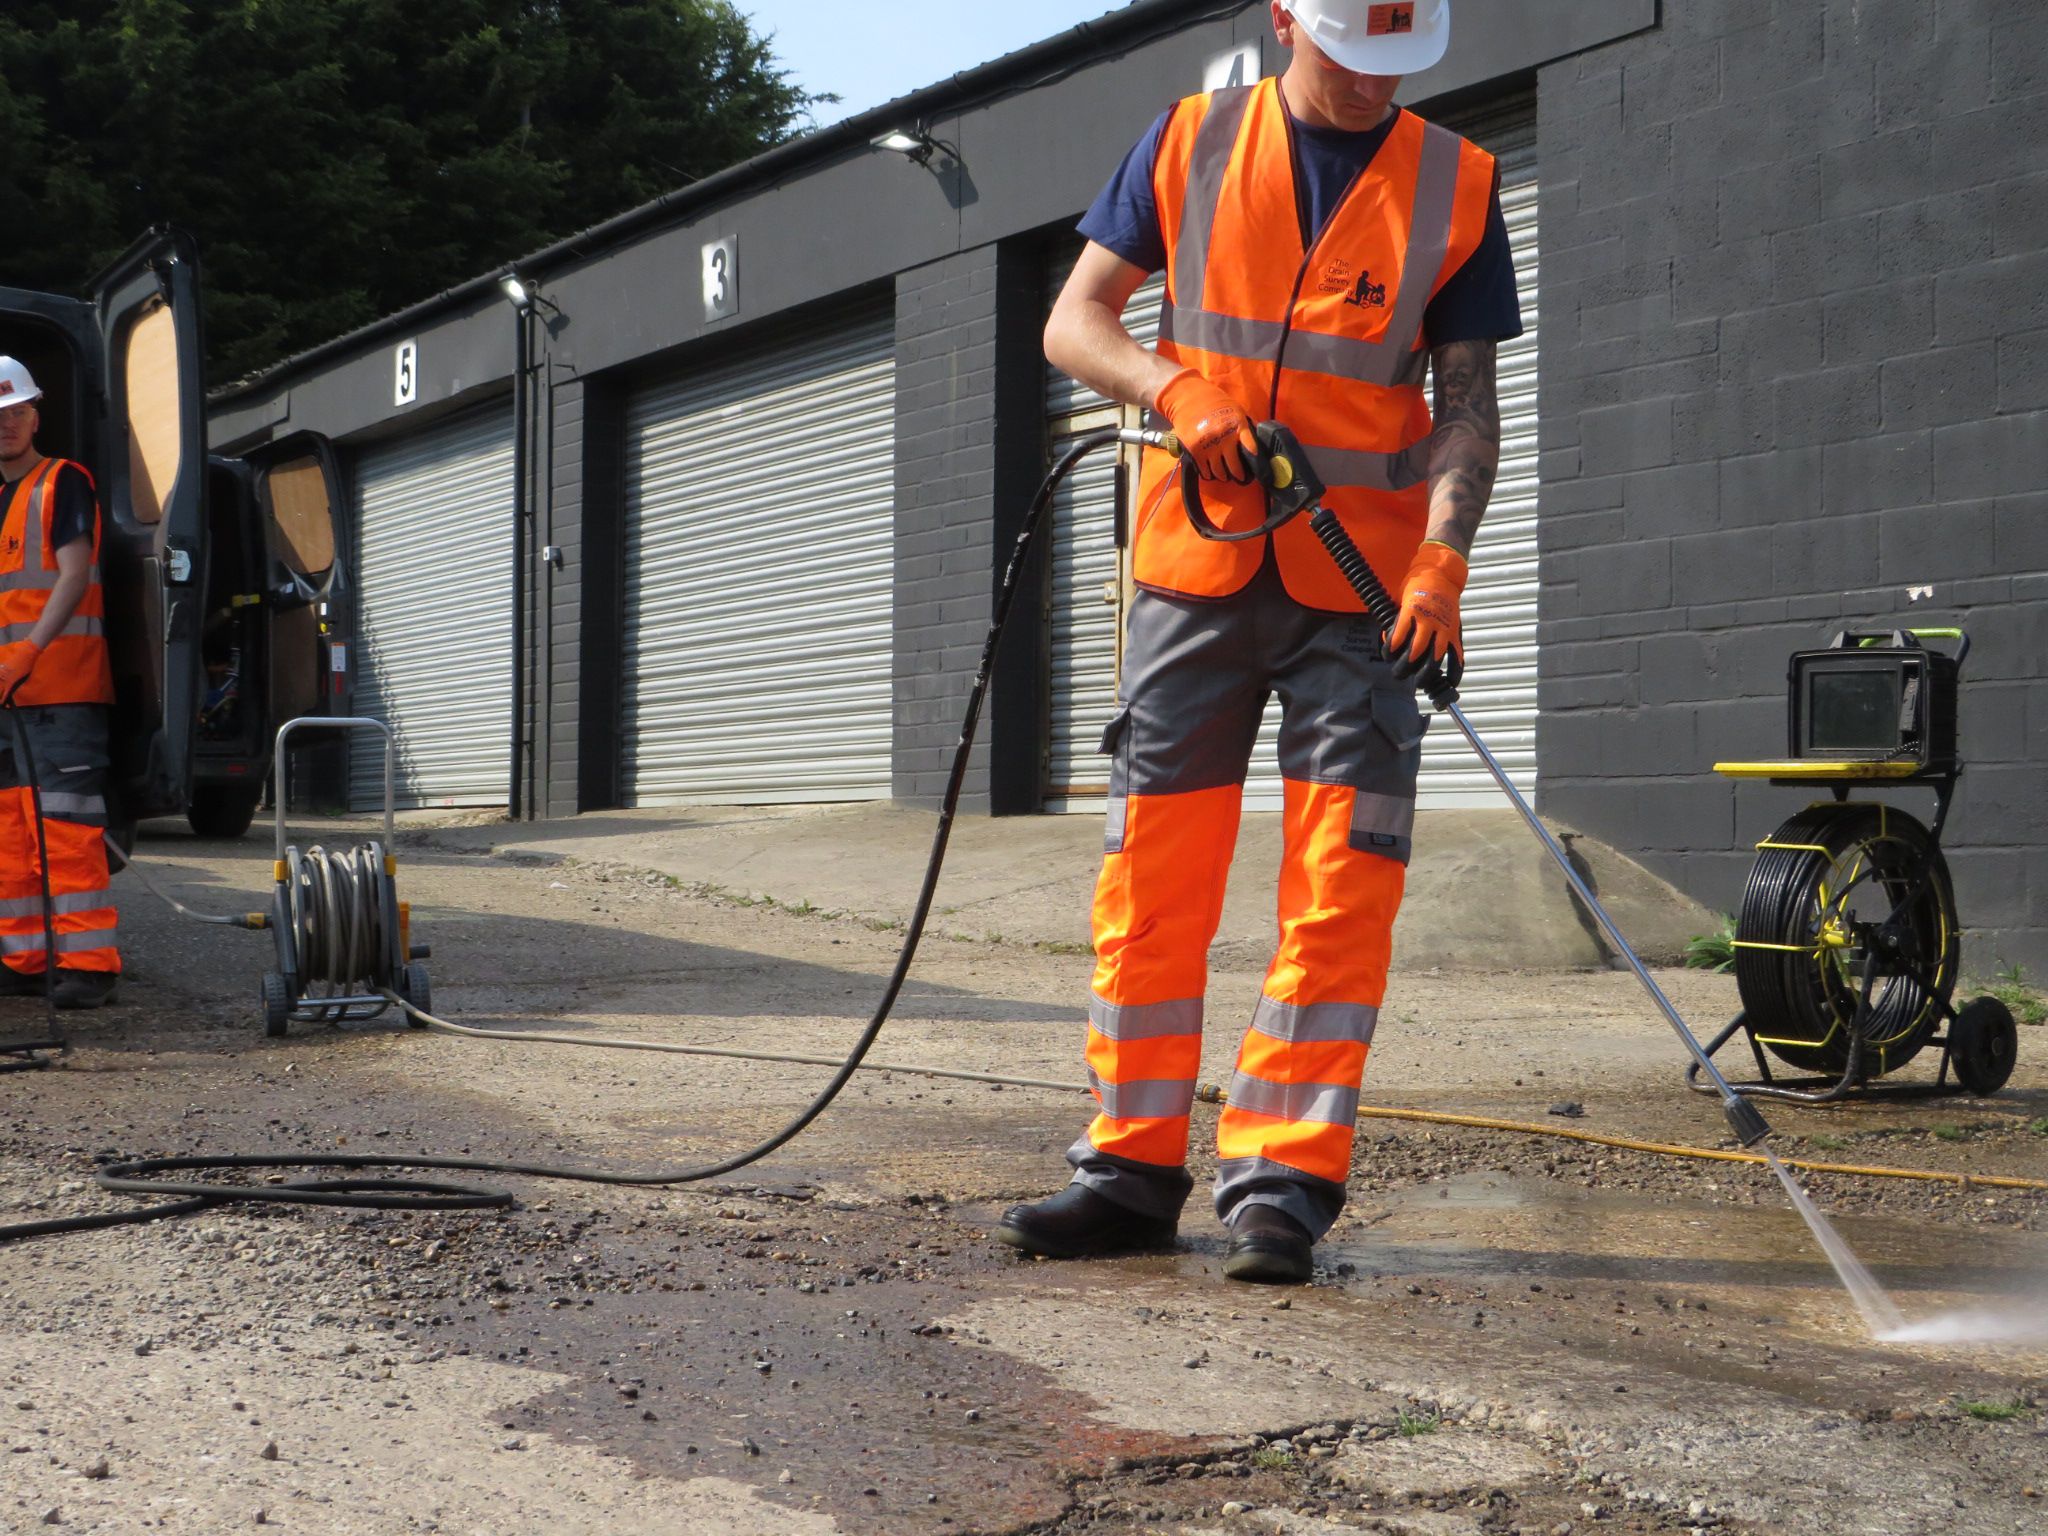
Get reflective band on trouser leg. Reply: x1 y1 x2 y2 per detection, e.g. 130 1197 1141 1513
0 784 40 978
1082 787 1242 1167
11 813 121 973
1215 780 1406 1239
1068 784 1244 1218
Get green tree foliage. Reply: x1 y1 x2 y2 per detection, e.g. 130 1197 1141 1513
0 0 819 380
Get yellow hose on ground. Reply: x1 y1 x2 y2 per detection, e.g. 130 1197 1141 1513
391 992 2048 1196
1213 1092 2048 1193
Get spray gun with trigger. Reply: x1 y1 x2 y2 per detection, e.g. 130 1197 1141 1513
1170 422 1775 1151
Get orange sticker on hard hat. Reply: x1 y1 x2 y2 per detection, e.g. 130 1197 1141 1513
1368 3 1416 34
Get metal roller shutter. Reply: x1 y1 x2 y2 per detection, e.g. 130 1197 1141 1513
347 408 514 810
1044 271 1162 806
623 311 895 804
1428 97 1540 803
1041 92 1539 811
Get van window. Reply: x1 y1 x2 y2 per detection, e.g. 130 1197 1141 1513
123 298 182 525
265 455 336 578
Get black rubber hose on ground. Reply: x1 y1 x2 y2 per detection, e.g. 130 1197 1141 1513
0 429 1124 1245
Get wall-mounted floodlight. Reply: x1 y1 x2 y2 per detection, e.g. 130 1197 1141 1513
872 127 940 166
501 274 533 311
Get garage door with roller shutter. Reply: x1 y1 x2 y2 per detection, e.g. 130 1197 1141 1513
347 409 515 810
622 311 895 805
1042 92 1540 811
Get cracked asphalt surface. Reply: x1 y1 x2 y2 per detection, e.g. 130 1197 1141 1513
1 816 2044 1534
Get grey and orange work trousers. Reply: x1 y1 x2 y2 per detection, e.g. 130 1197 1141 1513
1068 556 1423 1240
0 704 120 977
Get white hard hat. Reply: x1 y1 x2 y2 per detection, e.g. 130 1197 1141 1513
0 357 41 409
1283 0 1452 75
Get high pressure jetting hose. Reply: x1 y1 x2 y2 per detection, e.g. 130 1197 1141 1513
0 426 1146 1242
5 428 2042 1245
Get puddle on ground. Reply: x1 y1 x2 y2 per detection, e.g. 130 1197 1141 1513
1316 1172 2048 1353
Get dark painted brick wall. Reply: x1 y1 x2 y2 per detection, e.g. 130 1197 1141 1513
891 243 1048 812
1538 0 2048 970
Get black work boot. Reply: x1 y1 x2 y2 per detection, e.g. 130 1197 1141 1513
50 969 118 1011
995 1183 1177 1259
1223 1203 1314 1285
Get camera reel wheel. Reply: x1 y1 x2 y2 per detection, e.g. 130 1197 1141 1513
1949 996 2018 1096
1734 802 1958 1080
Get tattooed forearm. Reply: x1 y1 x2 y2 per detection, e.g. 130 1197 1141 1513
1423 339 1501 559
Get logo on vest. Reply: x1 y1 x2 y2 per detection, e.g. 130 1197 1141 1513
1368 4 1415 36
1342 270 1388 310
2 534 19 558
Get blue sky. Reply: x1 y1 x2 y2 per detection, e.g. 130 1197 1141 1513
740 2 1135 126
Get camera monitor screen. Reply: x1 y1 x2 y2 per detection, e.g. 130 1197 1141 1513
1807 666 1902 753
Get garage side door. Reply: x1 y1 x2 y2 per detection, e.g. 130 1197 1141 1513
348 409 514 810
622 311 896 804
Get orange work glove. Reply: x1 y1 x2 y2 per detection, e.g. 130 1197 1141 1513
0 640 41 704
1155 368 1257 484
1385 541 1469 676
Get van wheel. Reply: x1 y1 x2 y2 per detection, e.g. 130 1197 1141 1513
187 784 264 840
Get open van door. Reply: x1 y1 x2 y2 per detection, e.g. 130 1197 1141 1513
92 229 209 823
244 431 344 728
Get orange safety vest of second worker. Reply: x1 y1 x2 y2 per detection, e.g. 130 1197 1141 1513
0 458 116 706
1134 79 1497 610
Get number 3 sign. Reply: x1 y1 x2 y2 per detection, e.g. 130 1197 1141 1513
702 236 739 322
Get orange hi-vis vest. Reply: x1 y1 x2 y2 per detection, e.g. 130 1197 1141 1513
0 458 115 705
1136 80 1497 610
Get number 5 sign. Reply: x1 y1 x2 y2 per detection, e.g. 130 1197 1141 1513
393 339 419 406
702 236 739 323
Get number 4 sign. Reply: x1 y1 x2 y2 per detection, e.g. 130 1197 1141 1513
1203 41 1262 94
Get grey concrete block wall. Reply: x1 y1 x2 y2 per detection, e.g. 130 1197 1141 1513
1538 0 2048 969
890 242 1048 814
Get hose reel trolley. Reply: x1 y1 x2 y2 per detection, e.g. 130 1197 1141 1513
262 717 431 1037
1702 628 2018 1103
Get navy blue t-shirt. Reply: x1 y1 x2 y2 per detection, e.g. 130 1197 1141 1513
1079 103 1523 348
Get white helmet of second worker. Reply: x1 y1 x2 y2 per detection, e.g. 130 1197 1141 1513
1283 0 1451 75
0 357 42 410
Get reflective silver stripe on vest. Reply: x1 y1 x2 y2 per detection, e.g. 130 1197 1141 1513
1089 1069 1198 1122
1 924 117 955
33 791 108 819
1249 996 1380 1046
1161 307 1432 392
0 463 98 592
1168 114 1467 393
1224 1071 1360 1127
1382 122 1465 361
1089 994 1203 1042
0 890 113 920
0 615 103 645
1296 439 1433 494
1172 85 1256 312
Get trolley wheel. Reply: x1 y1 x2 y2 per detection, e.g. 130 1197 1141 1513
1949 996 2018 1096
1734 803 1958 1078
399 961 431 1027
261 972 293 1038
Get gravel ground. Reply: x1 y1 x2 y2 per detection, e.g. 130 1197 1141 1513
0 823 2043 1534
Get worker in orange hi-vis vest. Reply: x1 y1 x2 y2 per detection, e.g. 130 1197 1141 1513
0 357 121 1009
1003 0 1519 1284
